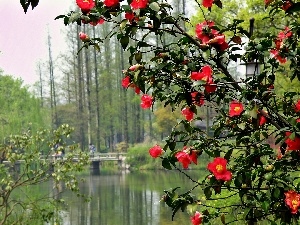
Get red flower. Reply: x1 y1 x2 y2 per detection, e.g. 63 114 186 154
149 145 163 158
295 100 300 112
104 0 119 7
122 76 131 88
195 21 216 44
195 20 228 51
79 32 89 41
175 147 198 169
229 101 243 117
140 94 153 109
204 77 217 93
259 115 267 126
191 65 212 81
285 190 300 214
131 0 148 9
134 86 141 94
76 0 95 12
278 27 292 41
285 132 300 151
129 64 141 71
207 157 232 181
125 12 135 21
191 211 203 225
181 107 194 121
270 49 287 64
191 92 205 106
202 0 213 8
282 1 292 11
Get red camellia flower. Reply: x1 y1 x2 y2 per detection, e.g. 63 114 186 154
191 211 203 225
175 147 198 169
191 65 212 81
125 12 135 21
295 100 300 112
195 20 228 51
131 0 148 9
285 190 300 214
285 132 300 150
79 32 89 41
191 92 205 107
202 0 213 8
104 0 119 7
76 0 95 12
282 1 292 11
259 115 267 126
181 107 194 121
229 101 243 117
121 76 131 88
204 77 217 94
207 157 232 181
270 49 287 64
140 94 153 109
149 145 163 158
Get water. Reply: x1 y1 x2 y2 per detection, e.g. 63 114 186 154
55 170 201 225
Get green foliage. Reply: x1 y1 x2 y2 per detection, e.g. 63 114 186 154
0 71 48 141
0 124 89 224
126 143 162 169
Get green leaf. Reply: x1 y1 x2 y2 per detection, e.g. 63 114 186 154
273 187 281 199
120 36 129 50
261 201 270 212
204 187 212 199
68 12 81 24
162 158 172 170
149 2 160 11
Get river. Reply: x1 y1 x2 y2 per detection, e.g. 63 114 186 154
52 170 202 225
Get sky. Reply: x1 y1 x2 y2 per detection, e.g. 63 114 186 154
0 1 73 85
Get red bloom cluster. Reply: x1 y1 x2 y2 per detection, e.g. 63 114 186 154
285 190 300 214
191 65 217 94
202 0 213 8
207 157 232 181
140 94 153 109
131 0 148 9
121 76 141 94
125 12 139 23
270 27 292 64
104 0 119 7
195 21 228 51
181 107 194 121
229 101 243 117
285 132 300 151
76 0 95 12
190 211 203 225
175 146 198 169
149 145 163 158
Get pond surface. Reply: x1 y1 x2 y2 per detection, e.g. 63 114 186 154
55 169 204 225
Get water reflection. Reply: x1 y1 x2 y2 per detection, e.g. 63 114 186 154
58 170 200 225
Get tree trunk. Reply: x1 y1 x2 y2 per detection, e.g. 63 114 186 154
93 26 101 152
76 25 85 150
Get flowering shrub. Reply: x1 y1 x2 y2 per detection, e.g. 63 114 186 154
55 0 300 224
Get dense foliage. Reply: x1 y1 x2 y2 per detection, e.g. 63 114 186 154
0 71 48 139
0 124 89 224
22 0 300 224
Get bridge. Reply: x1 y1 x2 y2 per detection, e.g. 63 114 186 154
2 152 128 173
